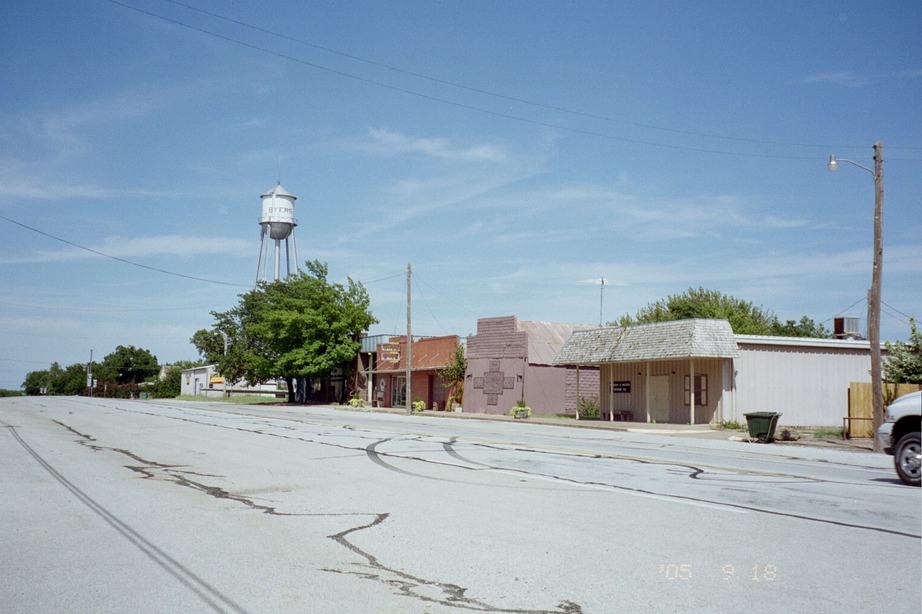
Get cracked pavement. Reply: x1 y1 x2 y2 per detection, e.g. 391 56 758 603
2 396 919 613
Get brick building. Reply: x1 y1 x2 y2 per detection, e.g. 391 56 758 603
374 335 461 410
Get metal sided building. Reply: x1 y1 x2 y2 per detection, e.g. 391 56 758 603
463 316 600 415
733 334 874 426
554 319 875 426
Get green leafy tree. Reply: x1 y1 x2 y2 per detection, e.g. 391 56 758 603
770 316 832 338
437 344 467 409
147 361 201 398
22 362 88 395
192 260 377 402
22 367 52 395
616 287 775 334
615 287 830 338
58 363 91 394
883 317 922 384
101 345 159 384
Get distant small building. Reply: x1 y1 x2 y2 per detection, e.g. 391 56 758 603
374 335 461 410
463 316 600 415
180 365 282 399
554 318 877 426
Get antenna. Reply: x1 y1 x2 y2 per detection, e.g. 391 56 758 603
577 277 626 327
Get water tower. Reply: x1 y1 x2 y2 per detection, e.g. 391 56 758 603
255 182 299 284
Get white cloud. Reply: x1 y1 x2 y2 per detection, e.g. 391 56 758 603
799 69 922 88
799 71 872 88
360 129 508 162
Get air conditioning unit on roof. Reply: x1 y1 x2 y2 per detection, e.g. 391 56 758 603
833 317 862 339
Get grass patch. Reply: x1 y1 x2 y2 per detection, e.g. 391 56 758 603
810 426 844 438
718 420 745 431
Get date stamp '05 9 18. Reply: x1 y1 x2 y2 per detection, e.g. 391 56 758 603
659 563 778 582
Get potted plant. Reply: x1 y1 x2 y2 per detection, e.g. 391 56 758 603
509 400 531 419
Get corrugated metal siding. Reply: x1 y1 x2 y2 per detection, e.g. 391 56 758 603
360 334 390 353
733 342 871 426
517 320 596 365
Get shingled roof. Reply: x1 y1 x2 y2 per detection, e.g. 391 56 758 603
553 319 739 365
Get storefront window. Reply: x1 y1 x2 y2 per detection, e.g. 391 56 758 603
684 374 708 406
391 377 406 407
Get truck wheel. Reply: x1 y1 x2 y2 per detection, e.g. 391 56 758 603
894 432 921 487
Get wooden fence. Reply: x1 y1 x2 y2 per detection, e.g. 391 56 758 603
847 382 922 438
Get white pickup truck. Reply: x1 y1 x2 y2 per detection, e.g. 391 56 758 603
877 391 921 486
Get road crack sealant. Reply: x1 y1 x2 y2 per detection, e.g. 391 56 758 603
50 417 584 614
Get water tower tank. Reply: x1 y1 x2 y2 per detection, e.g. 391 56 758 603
260 183 297 240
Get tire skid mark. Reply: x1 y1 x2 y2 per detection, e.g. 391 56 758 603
57 406 921 539
49 419 583 613
2 420 247 614
435 437 920 539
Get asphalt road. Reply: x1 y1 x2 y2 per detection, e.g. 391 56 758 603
2 397 919 614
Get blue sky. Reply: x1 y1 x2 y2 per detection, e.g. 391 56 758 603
1 1 920 389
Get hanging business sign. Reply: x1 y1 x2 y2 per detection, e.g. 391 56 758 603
380 343 400 362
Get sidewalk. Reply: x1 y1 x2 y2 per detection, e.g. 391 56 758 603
335 404 876 452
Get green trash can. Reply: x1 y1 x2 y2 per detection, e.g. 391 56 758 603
744 412 782 442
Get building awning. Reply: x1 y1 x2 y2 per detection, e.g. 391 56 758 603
554 319 740 365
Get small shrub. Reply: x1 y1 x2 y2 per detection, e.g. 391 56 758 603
719 419 745 431
348 396 365 408
577 397 600 419
412 399 425 413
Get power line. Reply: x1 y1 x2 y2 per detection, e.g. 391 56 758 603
162 0 920 153
0 214 250 288
359 271 407 285
414 272 482 318
107 0 922 160
0 300 213 313
881 300 915 321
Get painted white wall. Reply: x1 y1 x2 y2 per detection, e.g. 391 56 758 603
732 337 872 426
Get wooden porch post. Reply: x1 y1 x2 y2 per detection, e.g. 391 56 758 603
575 365 580 420
689 359 696 425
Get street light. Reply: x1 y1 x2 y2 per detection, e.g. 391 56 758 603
827 142 884 449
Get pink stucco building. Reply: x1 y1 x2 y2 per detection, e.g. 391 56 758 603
462 316 599 415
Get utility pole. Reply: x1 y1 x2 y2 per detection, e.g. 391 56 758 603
870 141 884 449
827 141 884 450
86 349 93 397
406 263 412 415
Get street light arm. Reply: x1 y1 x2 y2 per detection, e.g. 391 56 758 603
827 154 874 176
